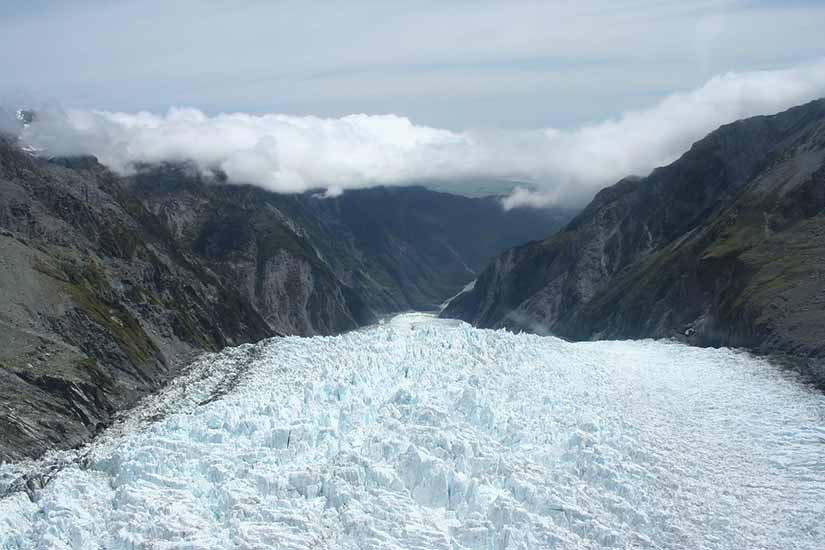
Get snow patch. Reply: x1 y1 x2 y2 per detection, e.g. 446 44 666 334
440 279 476 311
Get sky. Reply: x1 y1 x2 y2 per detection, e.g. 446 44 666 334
3 0 825 206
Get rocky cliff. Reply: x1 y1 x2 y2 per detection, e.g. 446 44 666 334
0 139 570 460
443 99 825 384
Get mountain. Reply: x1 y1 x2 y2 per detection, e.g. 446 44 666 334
129 167 572 325
0 139 571 460
443 99 825 383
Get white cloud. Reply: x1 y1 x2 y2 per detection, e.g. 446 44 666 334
18 60 825 208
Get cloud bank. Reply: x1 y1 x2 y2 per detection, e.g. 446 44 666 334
17 60 825 208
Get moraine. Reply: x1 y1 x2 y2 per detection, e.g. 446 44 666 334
1 313 824 549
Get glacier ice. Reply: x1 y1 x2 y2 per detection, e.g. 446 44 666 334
1 313 824 549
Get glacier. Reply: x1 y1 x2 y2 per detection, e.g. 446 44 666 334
1 313 824 549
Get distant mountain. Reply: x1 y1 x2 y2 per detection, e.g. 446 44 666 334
443 99 825 384
0 140 571 460
418 178 537 198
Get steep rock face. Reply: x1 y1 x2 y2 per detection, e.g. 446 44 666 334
443 99 825 380
0 141 569 459
0 143 273 460
130 169 370 336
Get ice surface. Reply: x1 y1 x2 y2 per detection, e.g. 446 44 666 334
2 313 824 549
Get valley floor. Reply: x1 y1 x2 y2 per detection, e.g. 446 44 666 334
1 314 824 549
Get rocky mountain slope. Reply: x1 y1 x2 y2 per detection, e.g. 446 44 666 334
443 99 825 383
0 138 569 460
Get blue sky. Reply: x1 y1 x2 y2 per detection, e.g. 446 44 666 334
2 0 824 129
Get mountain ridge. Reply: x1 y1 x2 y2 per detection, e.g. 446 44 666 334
442 98 825 384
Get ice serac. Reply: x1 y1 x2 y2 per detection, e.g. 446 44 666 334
443 99 825 379
2 314 824 549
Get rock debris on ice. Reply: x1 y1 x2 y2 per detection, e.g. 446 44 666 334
1 313 824 549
